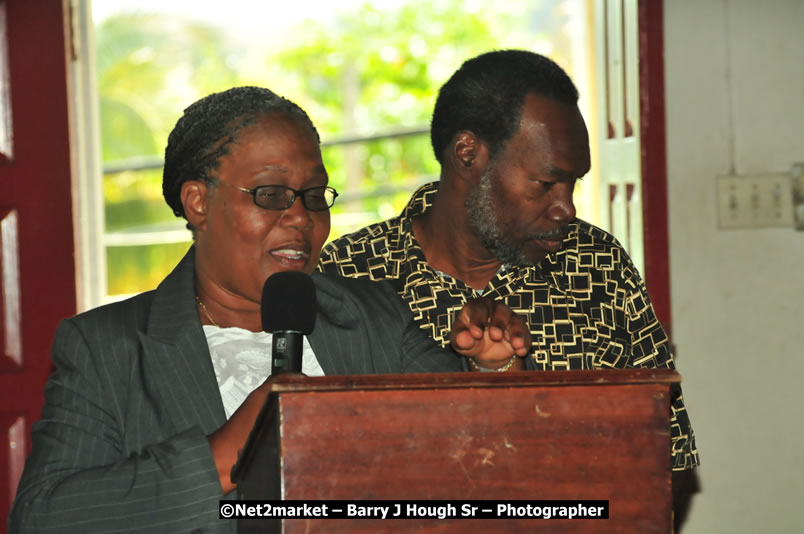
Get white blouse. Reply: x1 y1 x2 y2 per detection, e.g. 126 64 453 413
202 325 324 418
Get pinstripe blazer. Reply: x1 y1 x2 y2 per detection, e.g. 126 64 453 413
9 248 463 534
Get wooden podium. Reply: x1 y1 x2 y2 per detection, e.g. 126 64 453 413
232 369 677 533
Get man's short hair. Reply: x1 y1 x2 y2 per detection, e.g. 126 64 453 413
430 49 579 163
162 86 319 220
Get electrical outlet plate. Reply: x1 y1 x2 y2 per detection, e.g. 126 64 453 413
792 163 804 231
716 174 794 229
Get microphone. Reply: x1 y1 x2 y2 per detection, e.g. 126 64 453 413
261 271 316 375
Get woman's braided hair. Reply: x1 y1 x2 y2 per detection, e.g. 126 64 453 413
162 86 320 221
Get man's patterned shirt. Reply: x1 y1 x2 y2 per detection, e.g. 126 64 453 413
318 182 698 470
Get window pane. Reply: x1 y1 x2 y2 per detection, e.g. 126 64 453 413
324 133 437 237
104 168 178 231
106 243 191 296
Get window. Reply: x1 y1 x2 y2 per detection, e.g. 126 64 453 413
74 0 603 309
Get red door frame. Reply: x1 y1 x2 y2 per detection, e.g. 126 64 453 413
638 0 673 332
0 0 76 529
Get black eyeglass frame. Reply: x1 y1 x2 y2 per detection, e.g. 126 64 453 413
214 180 339 211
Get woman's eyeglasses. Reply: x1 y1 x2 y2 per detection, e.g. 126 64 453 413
216 181 338 211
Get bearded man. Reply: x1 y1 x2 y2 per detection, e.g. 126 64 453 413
318 50 698 502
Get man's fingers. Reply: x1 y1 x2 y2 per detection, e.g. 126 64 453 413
493 301 532 355
449 310 482 346
457 298 494 339
451 297 533 359
488 300 515 341
451 329 479 351
469 297 494 329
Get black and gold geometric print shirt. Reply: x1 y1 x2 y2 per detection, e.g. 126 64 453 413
318 181 699 470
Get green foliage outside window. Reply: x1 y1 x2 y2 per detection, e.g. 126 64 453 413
95 0 575 296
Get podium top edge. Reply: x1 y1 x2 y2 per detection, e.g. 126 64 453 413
267 368 681 394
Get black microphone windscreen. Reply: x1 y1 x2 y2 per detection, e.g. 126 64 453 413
261 271 316 335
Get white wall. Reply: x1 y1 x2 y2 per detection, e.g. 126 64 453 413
664 1 804 532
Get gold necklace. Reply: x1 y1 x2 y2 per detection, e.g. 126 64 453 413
195 296 220 327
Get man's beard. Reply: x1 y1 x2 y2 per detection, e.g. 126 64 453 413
465 170 568 266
